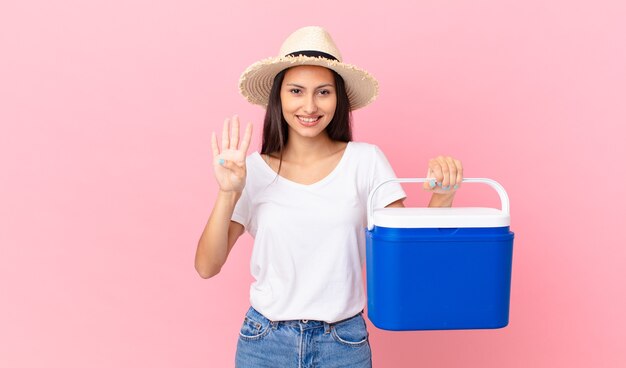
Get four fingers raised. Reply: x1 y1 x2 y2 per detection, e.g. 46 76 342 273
211 115 254 193
213 115 254 160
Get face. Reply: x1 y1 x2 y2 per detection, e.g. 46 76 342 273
280 65 337 140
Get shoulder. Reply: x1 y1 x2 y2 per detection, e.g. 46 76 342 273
243 151 268 179
245 151 262 166
348 141 380 154
347 141 386 161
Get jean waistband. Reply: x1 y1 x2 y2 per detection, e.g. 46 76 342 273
247 306 364 332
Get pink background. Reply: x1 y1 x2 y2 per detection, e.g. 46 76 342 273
1 0 625 367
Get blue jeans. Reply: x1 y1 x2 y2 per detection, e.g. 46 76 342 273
235 306 372 368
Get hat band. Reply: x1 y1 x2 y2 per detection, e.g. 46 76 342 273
285 50 338 61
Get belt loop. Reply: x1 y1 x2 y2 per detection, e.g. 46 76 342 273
324 321 331 334
271 320 278 330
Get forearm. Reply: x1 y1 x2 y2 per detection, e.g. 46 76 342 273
428 192 455 207
195 190 241 278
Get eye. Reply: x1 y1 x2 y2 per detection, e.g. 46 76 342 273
318 89 331 95
289 88 302 94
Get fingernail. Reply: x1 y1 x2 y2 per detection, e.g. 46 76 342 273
454 184 459 190
442 185 450 190
218 159 225 165
429 180 436 188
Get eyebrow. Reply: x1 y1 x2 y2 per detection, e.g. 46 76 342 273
285 83 335 89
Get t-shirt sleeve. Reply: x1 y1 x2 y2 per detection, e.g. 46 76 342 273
370 145 407 209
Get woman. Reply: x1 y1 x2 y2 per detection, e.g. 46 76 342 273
195 26 463 367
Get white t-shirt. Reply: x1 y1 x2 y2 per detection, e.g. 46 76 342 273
231 141 406 323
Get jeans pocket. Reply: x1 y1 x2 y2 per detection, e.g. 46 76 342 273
330 314 369 347
238 309 271 341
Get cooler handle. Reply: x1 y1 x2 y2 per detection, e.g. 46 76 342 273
367 178 510 231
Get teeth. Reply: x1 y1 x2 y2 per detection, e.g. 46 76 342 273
298 116 319 123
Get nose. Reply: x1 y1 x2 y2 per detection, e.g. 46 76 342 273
303 94 318 114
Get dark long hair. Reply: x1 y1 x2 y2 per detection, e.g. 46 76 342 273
260 67 352 173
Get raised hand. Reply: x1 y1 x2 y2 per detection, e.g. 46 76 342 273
211 115 253 193
422 155 463 194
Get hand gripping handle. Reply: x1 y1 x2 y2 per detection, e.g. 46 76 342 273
366 178 510 231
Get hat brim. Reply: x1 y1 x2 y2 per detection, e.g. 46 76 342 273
239 55 379 111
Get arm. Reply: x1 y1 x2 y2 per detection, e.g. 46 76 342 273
195 192 245 279
194 115 252 279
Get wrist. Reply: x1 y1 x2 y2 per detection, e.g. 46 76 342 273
432 191 456 198
428 191 456 207
217 189 242 202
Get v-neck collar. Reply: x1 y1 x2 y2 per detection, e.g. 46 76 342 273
253 142 352 188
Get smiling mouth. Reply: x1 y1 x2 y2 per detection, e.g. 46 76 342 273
297 115 322 127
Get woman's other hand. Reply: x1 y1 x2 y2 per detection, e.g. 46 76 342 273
422 155 463 195
211 115 253 193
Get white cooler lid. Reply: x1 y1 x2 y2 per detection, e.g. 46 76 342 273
372 207 510 228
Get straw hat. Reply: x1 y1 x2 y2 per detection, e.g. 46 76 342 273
238 26 379 111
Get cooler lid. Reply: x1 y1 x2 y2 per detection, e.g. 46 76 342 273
372 207 510 228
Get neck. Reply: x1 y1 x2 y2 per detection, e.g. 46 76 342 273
283 132 338 163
